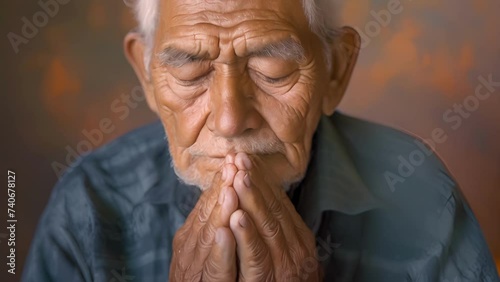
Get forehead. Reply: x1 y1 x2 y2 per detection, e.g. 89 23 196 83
160 0 306 24
156 0 311 49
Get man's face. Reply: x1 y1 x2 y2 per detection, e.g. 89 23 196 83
148 0 332 189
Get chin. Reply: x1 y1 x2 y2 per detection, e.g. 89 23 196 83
171 156 224 191
172 157 306 193
282 172 306 192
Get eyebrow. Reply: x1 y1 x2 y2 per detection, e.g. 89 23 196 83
250 38 305 63
156 38 305 68
156 47 207 68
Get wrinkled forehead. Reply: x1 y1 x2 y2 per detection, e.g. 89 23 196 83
153 0 313 59
156 0 310 36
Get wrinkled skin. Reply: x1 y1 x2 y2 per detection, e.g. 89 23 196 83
170 153 320 281
124 0 360 280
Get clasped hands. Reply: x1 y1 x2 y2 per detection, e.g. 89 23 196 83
170 153 320 281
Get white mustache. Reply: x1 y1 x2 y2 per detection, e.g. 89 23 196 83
188 136 285 157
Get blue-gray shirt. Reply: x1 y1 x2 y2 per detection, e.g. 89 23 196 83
22 113 499 281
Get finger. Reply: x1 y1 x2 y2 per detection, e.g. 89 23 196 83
216 186 239 226
235 152 252 171
202 165 238 231
230 209 274 281
234 152 282 201
189 171 224 226
176 171 223 254
172 180 220 268
233 169 295 238
177 169 237 272
234 153 302 236
184 164 236 246
190 186 239 267
221 162 238 188
191 163 238 228
232 170 293 261
226 153 236 165
236 167 315 267
203 227 237 282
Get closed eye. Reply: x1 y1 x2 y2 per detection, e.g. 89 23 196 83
261 73 291 84
177 75 208 86
252 70 294 85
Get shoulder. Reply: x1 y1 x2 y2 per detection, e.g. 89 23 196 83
331 112 454 201
44 120 171 227
23 121 177 281
25 121 173 276
330 112 465 229
329 112 499 281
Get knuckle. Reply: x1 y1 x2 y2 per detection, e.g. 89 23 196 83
246 240 270 268
173 227 197 252
197 208 211 223
261 215 280 239
243 270 274 282
184 270 202 282
197 199 214 223
172 258 189 280
249 255 272 272
202 258 231 281
264 271 275 282
172 232 186 249
202 261 219 280
239 254 274 282
248 237 265 257
197 225 215 249
268 198 283 217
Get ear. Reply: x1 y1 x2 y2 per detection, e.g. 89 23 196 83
322 26 361 116
124 32 158 114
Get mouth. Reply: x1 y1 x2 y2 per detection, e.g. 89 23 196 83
190 152 232 159
187 143 286 159
192 151 281 159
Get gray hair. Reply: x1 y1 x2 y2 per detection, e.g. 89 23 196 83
129 0 341 71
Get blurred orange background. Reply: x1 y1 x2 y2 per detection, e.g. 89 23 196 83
2 0 499 278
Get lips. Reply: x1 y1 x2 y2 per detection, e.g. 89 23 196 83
188 137 286 157
198 150 280 158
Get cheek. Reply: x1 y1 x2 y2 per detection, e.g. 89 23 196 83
257 81 321 144
153 76 210 148
255 76 324 175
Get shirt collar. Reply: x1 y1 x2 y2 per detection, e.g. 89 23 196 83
140 141 201 217
295 114 380 230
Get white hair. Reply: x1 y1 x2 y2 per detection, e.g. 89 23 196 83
129 0 341 72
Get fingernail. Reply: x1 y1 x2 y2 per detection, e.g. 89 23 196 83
243 156 252 169
239 212 248 228
243 173 251 188
218 188 226 205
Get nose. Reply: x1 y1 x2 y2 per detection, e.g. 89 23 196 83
207 73 262 138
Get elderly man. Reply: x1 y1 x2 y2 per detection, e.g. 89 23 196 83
23 0 499 281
